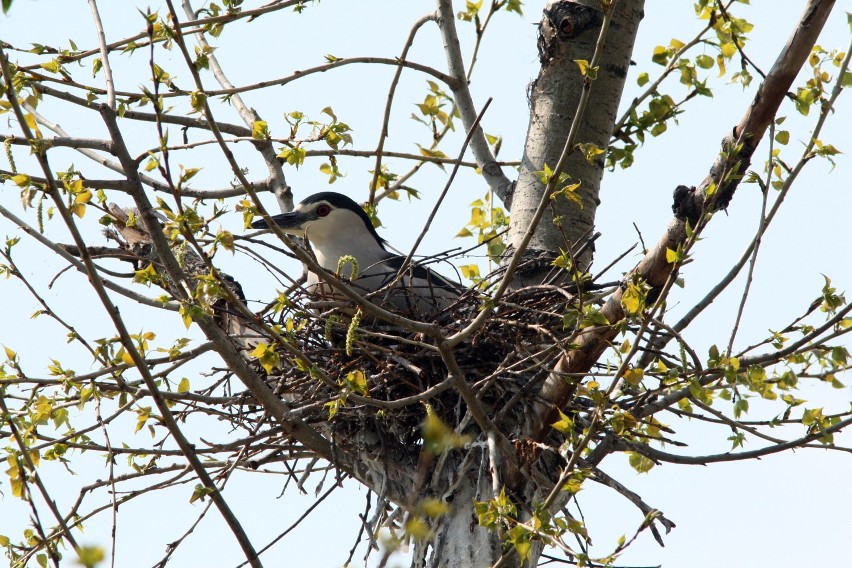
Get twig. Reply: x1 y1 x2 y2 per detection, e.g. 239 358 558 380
180 0 290 208
0 202 179 310
435 0 512 201
392 97 493 289
368 11 436 204
87 0 116 109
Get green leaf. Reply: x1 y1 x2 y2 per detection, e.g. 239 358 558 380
419 498 450 518
621 282 645 315
177 377 190 393
278 145 306 168
32 396 53 424
77 546 106 568
695 54 715 69
40 59 62 74
459 264 480 281
504 0 523 15
134 406 151 433
190 90 207 113
11 173 30 187
133 263 161 287
342 370 369 396
650 121 667 136
733 397 750 418
551 409 574 434
774 130 790 145
252 120 269 139
652 45 669 65
795 87 814 115
628 452 655 473
250 342 281 374
320 106 337 122
637 72 649 86
189 483 216 504
577 142 605 164
405 517 430 541
422 410 470 454
665 247 680 264
802 407 823 427
623 367 644 386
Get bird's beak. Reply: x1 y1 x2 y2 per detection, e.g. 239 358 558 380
250 211 310 234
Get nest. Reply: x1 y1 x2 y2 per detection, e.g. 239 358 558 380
243 279 589 456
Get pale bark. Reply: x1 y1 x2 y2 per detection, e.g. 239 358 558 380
507 0 644 286
436 0 515 202
419 474 503 568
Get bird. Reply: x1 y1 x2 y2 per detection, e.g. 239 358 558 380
251 192 462 318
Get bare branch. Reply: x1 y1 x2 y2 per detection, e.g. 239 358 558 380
435 0 513 202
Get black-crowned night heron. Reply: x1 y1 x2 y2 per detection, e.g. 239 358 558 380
251 192 461 318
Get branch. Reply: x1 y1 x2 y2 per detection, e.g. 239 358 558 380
0 203 179 310
435 0 513 202
87 0 115 109
531 0 836 443
623 412 852 465
588 464 675 547
181 0 290 209
27 54 459 104
368 11 436 203
17 0 307 70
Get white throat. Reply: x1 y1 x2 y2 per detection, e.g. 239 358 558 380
304 209 388 276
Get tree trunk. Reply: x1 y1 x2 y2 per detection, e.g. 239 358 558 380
508 0 644 285
421 479 504 568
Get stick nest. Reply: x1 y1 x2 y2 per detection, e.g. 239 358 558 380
247 281 585 455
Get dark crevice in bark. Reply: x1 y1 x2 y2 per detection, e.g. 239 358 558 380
537 2 603 65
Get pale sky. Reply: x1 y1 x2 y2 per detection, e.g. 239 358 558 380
1 1 851 567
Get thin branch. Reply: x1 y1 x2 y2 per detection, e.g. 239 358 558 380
0 203 180 310
368 11 436 204
435 0 512 202
87 0 115 109
623 412 852 465
180 0 290 209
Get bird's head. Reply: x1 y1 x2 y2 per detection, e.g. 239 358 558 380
251 192 386 250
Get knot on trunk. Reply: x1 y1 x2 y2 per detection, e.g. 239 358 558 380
538 1 603 64
671 184 704 226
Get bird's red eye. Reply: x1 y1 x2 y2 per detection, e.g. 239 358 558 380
316 204 331 217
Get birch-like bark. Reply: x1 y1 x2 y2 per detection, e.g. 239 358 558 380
507 0 643 286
